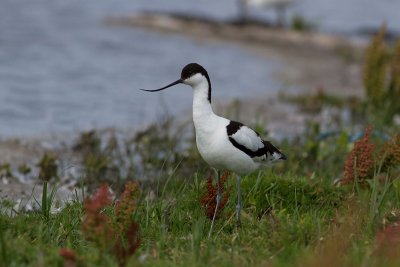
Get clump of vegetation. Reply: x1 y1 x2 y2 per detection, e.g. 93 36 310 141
112 182 142 266
80 183 141 266
0 163 13 180
17 163 31 175
363 23 400 124
73 131 125 192
133 117 181 170
343 126 400 188
80 184 114 247
36 152 60 221
378 133 400 173
113 181 140 232
114 221 140 267
200 172 231 220
291 13 316 32
37 152 58 182
73 130 102 156
363 25 388 106
343 125 375 187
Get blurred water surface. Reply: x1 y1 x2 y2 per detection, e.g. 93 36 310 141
0 0 399 137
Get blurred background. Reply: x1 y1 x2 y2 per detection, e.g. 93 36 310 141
1 0 399 137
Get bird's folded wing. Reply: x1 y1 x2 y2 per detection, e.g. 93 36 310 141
228 124 283 163
229 126 264 152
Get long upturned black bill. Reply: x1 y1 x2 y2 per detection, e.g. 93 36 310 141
140 79 183 92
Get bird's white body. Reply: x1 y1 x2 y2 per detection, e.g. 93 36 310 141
189 73 282 176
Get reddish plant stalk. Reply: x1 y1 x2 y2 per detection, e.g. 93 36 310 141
200 172 231 220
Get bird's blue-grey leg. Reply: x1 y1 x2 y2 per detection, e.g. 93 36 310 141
208 170 221 237
236 174 242 228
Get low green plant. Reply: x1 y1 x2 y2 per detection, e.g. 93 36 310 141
291 13 316 32
37 152 58 182
0 163 14 180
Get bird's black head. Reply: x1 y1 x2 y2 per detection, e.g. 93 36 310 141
181 63 209 81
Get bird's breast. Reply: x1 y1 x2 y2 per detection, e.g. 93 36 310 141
195 127 225 164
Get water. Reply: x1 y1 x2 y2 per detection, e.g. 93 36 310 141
1 0 399 137
253 0 400 35
0 0 283 137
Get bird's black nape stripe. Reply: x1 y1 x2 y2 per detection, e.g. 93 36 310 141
226 121 244 136
206 74 211 103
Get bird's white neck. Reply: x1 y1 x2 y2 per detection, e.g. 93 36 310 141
192 79 216 132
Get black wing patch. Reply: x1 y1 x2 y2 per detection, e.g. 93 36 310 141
226 120 243 136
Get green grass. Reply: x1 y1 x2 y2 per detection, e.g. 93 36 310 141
1 168 399 266
1 120 399 266
137 171 345 266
